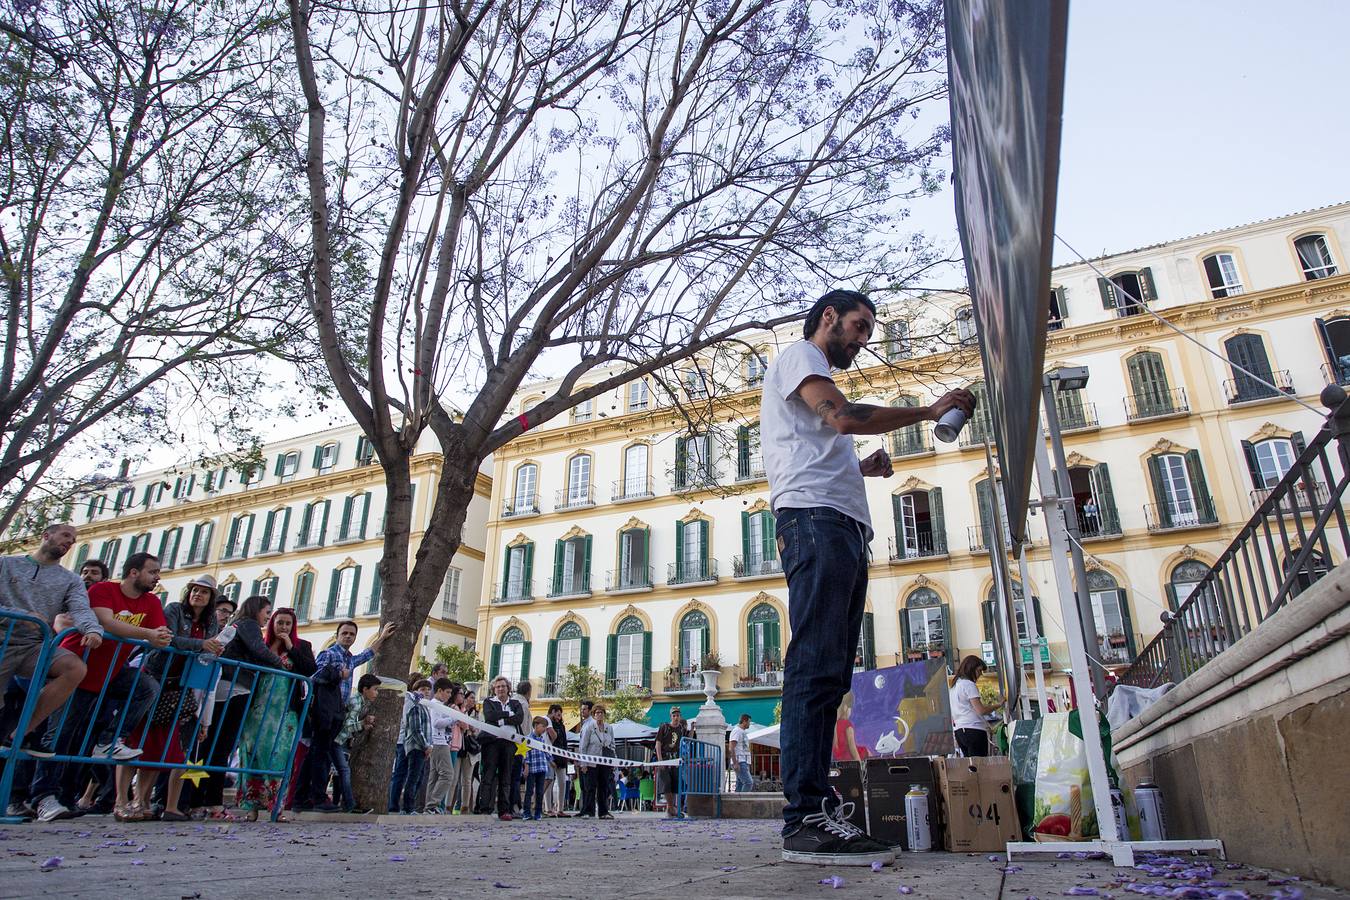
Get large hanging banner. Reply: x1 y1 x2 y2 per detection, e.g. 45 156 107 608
832 659 954 761
945 0 1070 541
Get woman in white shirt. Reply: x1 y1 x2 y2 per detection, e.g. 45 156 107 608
950 655 1004 757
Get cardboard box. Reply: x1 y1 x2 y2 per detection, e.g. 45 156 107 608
827 761 868 832
864 757 941 849
935 756 1022 852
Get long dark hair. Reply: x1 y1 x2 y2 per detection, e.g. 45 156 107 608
178 583 216 628
803 289 875 339
232 594 271 628
954 654 987 683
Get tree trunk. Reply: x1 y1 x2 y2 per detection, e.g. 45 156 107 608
347 440 480 811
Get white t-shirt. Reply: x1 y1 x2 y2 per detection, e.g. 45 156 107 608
728 724 752 763
950 678 988 731
761 341 873 538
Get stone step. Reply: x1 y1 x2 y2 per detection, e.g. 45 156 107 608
685 791 784 819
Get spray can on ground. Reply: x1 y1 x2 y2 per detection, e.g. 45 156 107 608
904 784 931 852
1134 782 1167 841
1109 787 1128 841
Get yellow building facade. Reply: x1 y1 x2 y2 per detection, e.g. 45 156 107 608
478 203 1349 719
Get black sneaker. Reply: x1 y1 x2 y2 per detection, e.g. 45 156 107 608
20 732 55 760
782 799 896 867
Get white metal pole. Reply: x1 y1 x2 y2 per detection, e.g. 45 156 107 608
1018 543 1048 713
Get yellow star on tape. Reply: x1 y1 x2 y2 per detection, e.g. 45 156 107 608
515 740 529 757
180 761 209 787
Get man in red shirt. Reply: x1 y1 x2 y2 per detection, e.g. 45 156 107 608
29 552 172 821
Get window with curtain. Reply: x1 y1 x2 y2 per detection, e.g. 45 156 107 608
1295 234 1338 280
567 454 592 505
622 444 649 497
1202 252 1244 298
513 463 538 512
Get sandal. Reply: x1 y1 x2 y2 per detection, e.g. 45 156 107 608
114 802 151 822
162 810 190 822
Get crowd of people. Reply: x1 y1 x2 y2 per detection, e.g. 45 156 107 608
0 523 691 823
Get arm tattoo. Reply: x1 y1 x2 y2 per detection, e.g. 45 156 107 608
814 397 875 425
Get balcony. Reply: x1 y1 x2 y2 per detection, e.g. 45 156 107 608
1251 481 1330 514
490 580 535 605
548 571 591 599
501 494 540 519
606 566 654 593
1124 387 1190 422
1223 370 1295 405
611 476 655 503
735 459 766 484
1075 507 1123 540
673 471 716 492
1143 500 1219 533
294 533 325 550
733 657 784 690
888 534 948 562
601 677 651 696
958 426 996 449
1051 402 1099 434
221 545 249 563
732 554 783 579
184 551 209 567
1097 633 1138 666
667 558 718 587
555 485 596 511
890 429 934 459
663 665 703 694
900 642 950 665
1321 361 1350 387
967 525 1011 554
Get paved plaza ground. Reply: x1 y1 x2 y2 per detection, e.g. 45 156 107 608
0 813 1341 899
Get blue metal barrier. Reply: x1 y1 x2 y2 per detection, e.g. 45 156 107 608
0 613 311 823
678 736 723 818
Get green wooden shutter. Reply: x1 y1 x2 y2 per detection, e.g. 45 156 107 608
348 565 362 615
546 639 557 686
552 539 565 594
761 512 776 560
298 504 313 545
929 487 946 553
674 437 687 488
1138 267 1157 302
1165 582 1179 610
674 519 685 573
1097 277 1117 309
746 619 756 666
312 445 323 469
490 643 501 678
242 515 254 557
606 634 618 681
583 535 592 588
1116 589 1135 657
279 508 291 551
642 631 653 689
250 578 261 595
1089 465 1118 533
699 520 710 574
891 494 903 545
339 496 353 539
326 569 341 618
523 543 534 595
768 619 780 664
296 573 312 621
940 604 954 668
1240 440 1261 488
274 454 285 476
1147 456 1172 528
520 641 532 680
741 511 751 563
260 511 275 550
699 623 709 660
862 612 875 670
318 500 331 546
981 600 996 644
358 493 370 538
736 426 750 478
226 517 240 557
1031 595 1044 636
369 570 382 614
898 609 911 656
189 524 201 562
1184 450 1214 521
580 635 591 669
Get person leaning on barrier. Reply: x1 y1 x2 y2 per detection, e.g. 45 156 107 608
213 596 236 630
235 605 308 821
0 523 103 762
78 558 110 589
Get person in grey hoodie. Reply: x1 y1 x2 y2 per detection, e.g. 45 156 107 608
0 523 103 757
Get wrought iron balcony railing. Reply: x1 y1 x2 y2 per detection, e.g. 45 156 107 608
491 580 534 605
548 571 592 598
611 477 655 502
606 566 654 592
1143 499 1219 532
1223 369 1294 405
667 558 719 586
555 485 596 511
501 494 540 518
887 533 948 561
732 554 783 578
1124 387 1189 422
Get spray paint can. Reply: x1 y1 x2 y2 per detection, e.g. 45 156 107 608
1134 782 1167 841
933 408 969 443
904 784 932 852
1109 787 1128 841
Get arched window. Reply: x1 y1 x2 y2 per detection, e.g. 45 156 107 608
1167 559 1232 654
955 306 977 345
508 463 539 516
1086 570 1136 664
499 541 534 603
1167 560 1212 610
891 487 946 559
1284 549 1330 597
619 444 651 500
1242 437 1297 490
546 622 588 695
298 499 330 548
1099 268 1157 316
294 570 316 622
1202 252 1244 298
738 508 779 576
565 454 593 508
901 587 952 668
1126 351 1180 419
1147 451 1215 530
678 610 710 677
493 626 529 683
744 604 782 684
889 394 930 457
607 616 650 690
550 533 592 597
325 563 361 619
224 513 254 560
1223 333 1280 403
1295 234 1338 280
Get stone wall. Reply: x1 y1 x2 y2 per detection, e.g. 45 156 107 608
1112 563 1350 887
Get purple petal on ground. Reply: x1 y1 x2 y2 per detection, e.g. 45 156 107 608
988 855 1002 862
388 855 407 862
819 876 845 888
131 859 145 866
40 857 62 870
546 848 560 853
1066 889 1099 896
1213 893 1251 900
871 861 884 873
897 887 915 895
493 883 514 889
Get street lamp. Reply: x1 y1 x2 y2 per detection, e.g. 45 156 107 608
1041 367 1107 696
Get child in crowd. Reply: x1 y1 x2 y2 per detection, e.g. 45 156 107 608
522 716 552 821
399 680 433 814
332 674 381 813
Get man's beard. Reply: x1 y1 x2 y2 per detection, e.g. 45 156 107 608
825 320 856 369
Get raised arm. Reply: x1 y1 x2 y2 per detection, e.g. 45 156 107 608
796 376 974 437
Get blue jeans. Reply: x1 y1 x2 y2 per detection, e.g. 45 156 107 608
735 760 753 792
523 770 547 818
387 742 406 812
400 748 428 813
776 506 869 835
332 742 354 810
